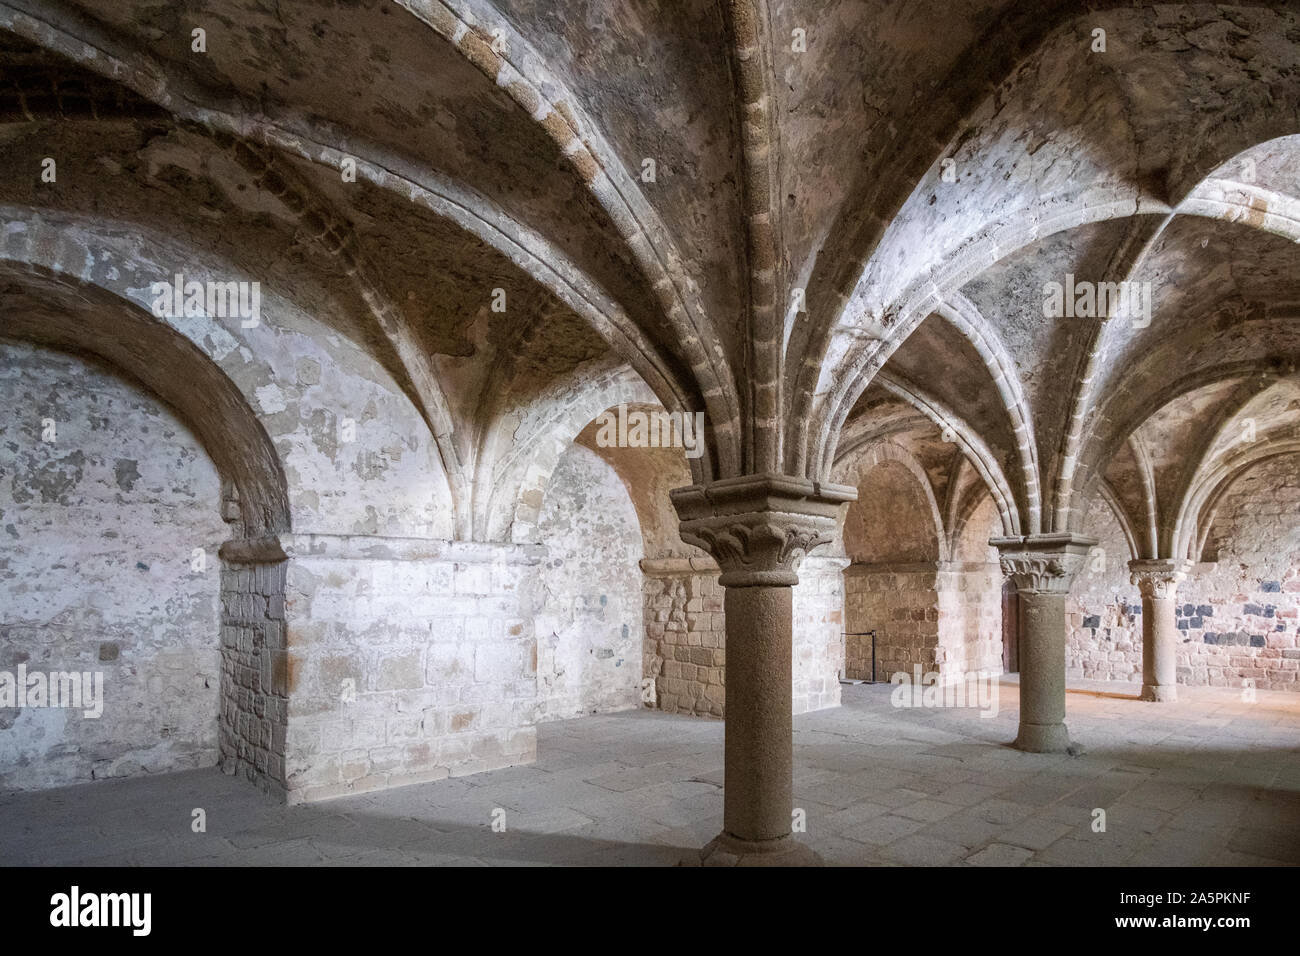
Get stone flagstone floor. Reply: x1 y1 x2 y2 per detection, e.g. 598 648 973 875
2 678 1298 866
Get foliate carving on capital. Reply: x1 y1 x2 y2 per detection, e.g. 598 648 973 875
1128 560 1190 601
993 534 1097 595
670 475 856 587
998 553 1085 594
678 512 837 586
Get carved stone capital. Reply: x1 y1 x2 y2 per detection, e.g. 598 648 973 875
992 532 1097 595
1128 559 1191 601
670 474 856 587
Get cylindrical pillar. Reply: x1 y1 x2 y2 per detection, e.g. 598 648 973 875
1015 589 1070 752
993 533 1096 755
721 582 793 844
1130 560 1188 703
670 474 856 866
1142 594 1179 701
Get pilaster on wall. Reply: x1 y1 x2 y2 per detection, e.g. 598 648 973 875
217 555 289 798
641 556 726 717
224 533 544 804
936 561 1004 678
792 555 849 713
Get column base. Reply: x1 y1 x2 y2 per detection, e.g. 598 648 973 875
1140 683 1177 702
689 832 823 867
1014 721 1073 754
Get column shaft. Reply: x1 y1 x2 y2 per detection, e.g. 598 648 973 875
1142 595 1179 701
670 474 856 866
722 583 793 843
993 533 1095 755
1015 590 1070 752
1130 560 1188 703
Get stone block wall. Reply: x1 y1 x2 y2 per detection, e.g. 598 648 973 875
792 555 848 713
845 561 1003 682
534 444 643 721
1069 470 1300 692
1175 457 1300 691
641 554 845 717
1164 575 1299 690
217 559 289 795
1072 566 1300 689
936 562 1004 677
276 535 543 803
1066 599 1143 684
0 341 226 792
642 558 726 717
844 629 878 683
845 564 941 680
1066 496 1143 682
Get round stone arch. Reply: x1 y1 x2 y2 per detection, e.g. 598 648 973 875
502 369 707 721
1181 440 1300 564
0 335 244 796
0 251 297 796
486 364 658 544
0 278 297 801
833 441 951 683
488 361 743 717
531 438 647 722
834 441 948 565
1 205 457 540
0 264 290 537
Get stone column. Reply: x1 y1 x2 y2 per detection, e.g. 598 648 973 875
1128 559 1189 703
992 533 1095 754
671 474 855 866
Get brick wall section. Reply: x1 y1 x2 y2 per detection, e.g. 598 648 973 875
277 535 543 803
218 560 289 795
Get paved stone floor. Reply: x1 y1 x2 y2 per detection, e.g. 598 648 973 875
3 679 1299 866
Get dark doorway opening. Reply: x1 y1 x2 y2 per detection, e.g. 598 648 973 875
1001 579 1020 674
